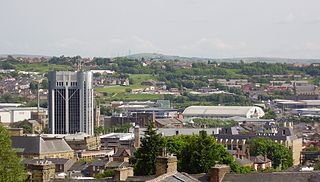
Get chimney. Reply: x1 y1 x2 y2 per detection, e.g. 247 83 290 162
283 122 287 127
28 160 55 182
155 156 178 176
246 147 250 160
236 147 240 159
288 122 293 129
264 154 267 162
134 125 140 148
114 167 134 181
209 165 230 182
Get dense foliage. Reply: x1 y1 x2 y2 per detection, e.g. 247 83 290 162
249 138 293 169
164 132 253 173
95 169 115 179
261 108 277 119
0 124 27 182
130 124 164 175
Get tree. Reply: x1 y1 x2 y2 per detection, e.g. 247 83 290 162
125 88 132 93
93 73 101 78
95 169 115 179
94 126 105 135
41 79 48 89
22 125 32 134
100 105 113 116
249 138 293 170
0 124 27 181
130 124 164 175
164 132 251 174
29 81 38 91
262 108 277 119
314 159 320 170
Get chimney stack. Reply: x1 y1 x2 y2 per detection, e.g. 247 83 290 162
209 165 230 182
134 125 140 148
155 156 178 176
114 167 134 181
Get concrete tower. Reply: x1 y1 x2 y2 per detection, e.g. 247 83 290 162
48 71 94 135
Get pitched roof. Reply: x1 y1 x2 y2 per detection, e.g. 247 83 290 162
11 136 73 154
233 157 253 166
145 172 200 182
106 161 130 168
89 159 108 167
223 172 320 182
112 148 132 157
250 155 271 164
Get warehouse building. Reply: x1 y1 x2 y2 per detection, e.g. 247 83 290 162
0 107 47 124
182 106 265 120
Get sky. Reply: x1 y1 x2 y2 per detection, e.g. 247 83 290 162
0 0 320 59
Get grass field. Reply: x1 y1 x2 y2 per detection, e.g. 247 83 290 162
14 63 74 73
96 74 162 101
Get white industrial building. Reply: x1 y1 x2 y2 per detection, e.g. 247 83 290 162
182 106 265 119
291 108 320 117
0 107 47 124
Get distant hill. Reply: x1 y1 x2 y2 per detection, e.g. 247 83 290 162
0 54 51 59
127 53 210 62
127 53 320 64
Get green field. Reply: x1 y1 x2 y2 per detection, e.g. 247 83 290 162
96 74 162 101
14 63 74 73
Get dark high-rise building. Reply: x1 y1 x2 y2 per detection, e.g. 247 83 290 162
48 71 94 135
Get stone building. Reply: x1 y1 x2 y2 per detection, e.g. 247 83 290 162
214 126 302 165
64 133 101 151
11 136 74 159
26 160 55 182
41 132 101 151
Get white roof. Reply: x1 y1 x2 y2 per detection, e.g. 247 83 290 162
183 106 263 117
0 103 22 107
0 107 47 112
100 133 134 141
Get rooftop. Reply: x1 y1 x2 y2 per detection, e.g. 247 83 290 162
11 136 73 154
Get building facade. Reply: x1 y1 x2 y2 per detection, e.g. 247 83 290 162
48 71 94 135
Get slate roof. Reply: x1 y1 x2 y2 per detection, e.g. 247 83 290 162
234 157 253 166
127 172 200 182
106 161 130 168
11 136 73 154
89 159 108 167
250 155 271 164
112 148 132 157
69 161 89 172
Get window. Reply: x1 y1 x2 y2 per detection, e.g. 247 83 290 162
227 145 232 150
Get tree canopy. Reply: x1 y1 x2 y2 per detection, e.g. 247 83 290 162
130 124 164 175
164 132 252 174
0 124 27 182
249 138 293 170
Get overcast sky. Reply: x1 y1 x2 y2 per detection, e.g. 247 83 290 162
1 0 320 58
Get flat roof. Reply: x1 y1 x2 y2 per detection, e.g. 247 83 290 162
100 133 134 140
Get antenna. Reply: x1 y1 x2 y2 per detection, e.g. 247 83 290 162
77 58 82 71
